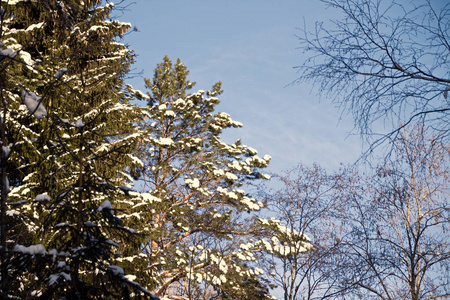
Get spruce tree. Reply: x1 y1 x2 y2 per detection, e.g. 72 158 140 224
118 56 276 299
0 1 154 298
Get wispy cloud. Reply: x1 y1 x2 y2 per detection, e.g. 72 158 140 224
122 0 362 172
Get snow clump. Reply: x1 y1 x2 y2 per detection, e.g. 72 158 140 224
97 200 113 212
13 244 46 255
54 67 68 79
20 84 47 119
0 48 17 59
35 193 50 202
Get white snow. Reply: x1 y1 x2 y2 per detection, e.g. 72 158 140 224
0 48 17 58
106 239 119 247
26 22 44 31
20 85 47 119
127 154 144 167
55 222 70 228
13 244 46 255
157 137 174 146
174 98 186 107
88 25 109 32
126 84 150 99
225 172 238 181
260 173 271 180
48 272 71 286
164 110 175 117
85 221 97 227
247 147 258 155
30 291 42 297
6 210 20 216
3 0 29 5
218 259 228 273
35 192 50 202
231 120 243 127
55 67 68 79
2 145 11 157
97 200 112 212
217 187 238 200
125 274 137 281
185 178 200 189
19 51 34 67
48 249 58 261
135 193 161 204
213 169 225 177
109 265 124 276
240 196 261 211
74 119 84 128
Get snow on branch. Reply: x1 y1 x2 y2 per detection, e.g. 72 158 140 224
0 48 17 60
19 84 47 119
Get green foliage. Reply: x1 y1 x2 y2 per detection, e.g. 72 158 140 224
0 0 152 298
145 55 196 105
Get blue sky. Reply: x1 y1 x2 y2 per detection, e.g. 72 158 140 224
119 0 362 173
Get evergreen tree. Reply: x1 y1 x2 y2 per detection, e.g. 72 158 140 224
0 1 155 298
118 56 276 299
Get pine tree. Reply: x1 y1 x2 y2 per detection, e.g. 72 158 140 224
0 1 155 298
118 56 276 299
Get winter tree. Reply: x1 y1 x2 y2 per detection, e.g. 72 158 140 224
116 56 280 299
296 0 450 150
262 127 449 299
0 0 156 298
260 164 346 300
330 126 450 299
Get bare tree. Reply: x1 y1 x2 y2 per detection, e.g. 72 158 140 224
261 164 347 300
264 125 449 299
332 125 450 299
296 0 450 149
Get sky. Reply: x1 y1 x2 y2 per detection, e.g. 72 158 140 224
118 0 362 173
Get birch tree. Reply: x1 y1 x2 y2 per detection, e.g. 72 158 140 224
297 0 450 148
329 126 450 299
